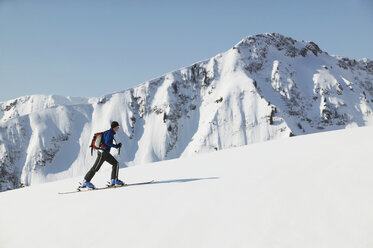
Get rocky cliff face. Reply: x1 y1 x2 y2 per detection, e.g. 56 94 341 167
1 33 373 191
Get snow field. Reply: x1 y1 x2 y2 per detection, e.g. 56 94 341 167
1 126 373 248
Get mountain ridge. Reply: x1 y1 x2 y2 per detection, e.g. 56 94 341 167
1 33 373 191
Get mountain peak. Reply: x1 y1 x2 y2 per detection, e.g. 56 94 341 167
234 33 324 58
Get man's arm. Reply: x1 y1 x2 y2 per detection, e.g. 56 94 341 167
102 131 116 148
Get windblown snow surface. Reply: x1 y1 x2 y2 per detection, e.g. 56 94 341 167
1 33 373 191
0 126 372 248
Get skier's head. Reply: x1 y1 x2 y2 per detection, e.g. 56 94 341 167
111 121 120 132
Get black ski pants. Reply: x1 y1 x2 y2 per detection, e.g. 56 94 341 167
84 151 119 182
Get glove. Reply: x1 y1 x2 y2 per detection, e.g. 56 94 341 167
116 143 122 149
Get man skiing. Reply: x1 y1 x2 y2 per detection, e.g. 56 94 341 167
82 121 124 189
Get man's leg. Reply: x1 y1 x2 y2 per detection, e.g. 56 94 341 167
84 151 106 182
104 153 120 180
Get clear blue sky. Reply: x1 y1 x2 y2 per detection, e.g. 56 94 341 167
1 0 372 102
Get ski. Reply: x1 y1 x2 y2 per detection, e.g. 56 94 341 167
58 180 154 195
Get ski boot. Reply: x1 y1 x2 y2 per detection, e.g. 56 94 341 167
82 179 95 189
110 178 125 186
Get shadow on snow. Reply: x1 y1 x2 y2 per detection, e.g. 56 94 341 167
151 177 219 185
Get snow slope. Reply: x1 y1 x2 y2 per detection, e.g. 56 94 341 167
1 126 372 248
1 33 373 191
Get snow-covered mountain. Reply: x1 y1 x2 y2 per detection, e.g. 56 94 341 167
1 126 373 248
1 33 373 191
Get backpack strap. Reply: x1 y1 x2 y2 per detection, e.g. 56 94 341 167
98 130 109 150
90 135 95 156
